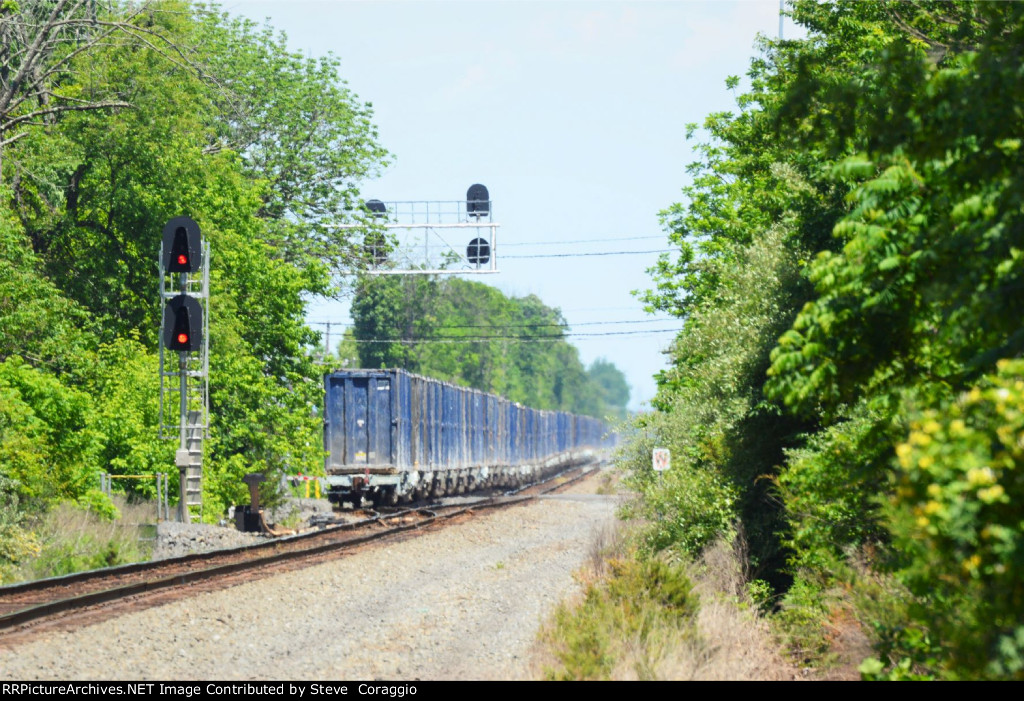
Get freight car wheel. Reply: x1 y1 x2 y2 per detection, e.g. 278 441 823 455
373 487 398 507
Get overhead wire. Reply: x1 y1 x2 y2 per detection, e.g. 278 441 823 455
343 328 681 344
499 234 667 246
307 318 674 330
501 249 672 259
310 238 679 344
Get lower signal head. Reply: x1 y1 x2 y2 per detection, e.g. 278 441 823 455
163 294 203 352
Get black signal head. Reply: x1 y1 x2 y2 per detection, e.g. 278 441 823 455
163 294 203 352
467 184 489 216
162 216 202 273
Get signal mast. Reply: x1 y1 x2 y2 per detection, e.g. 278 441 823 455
158 216 209 522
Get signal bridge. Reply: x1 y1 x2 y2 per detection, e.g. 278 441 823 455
341 184 499 275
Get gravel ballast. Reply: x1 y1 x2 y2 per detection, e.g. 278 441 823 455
150 496 336 560
151 520 265 560
0 481 618 681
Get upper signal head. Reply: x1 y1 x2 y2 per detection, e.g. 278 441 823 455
467 184 489 216
162 216 202 273
363 199 387 217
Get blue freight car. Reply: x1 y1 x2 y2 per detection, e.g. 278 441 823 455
323 369 614 506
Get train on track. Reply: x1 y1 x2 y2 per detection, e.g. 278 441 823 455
323 369 615 506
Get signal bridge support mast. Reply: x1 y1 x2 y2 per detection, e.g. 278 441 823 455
343 184 499 275
158 216 210 523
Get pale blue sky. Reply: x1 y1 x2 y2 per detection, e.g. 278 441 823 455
222 0 796 410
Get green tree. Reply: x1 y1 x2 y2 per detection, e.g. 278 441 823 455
631 0 1024 678
0 0 165 182
588 357 630 419
0 0 388 530
350 274 621 417
192 7 389 276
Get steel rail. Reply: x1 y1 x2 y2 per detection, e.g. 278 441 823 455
0 461 600 634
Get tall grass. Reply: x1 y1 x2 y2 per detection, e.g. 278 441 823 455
538 526 801 680
539 522 698 680
15 495 155 581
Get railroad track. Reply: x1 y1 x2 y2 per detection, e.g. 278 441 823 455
0 461 601 642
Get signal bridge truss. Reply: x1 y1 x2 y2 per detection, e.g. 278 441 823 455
340 199 500 276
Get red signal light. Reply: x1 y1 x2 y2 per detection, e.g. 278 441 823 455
164 217 201 273
163 293 202 352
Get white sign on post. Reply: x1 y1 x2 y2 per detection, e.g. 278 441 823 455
652 448 670 472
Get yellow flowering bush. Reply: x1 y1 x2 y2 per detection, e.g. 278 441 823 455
887 359 1024 678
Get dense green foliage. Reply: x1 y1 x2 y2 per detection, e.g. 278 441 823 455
627 0 1024 679
0 0 387 580
0 0 618 583
627 229 809 578
350 275 629 419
